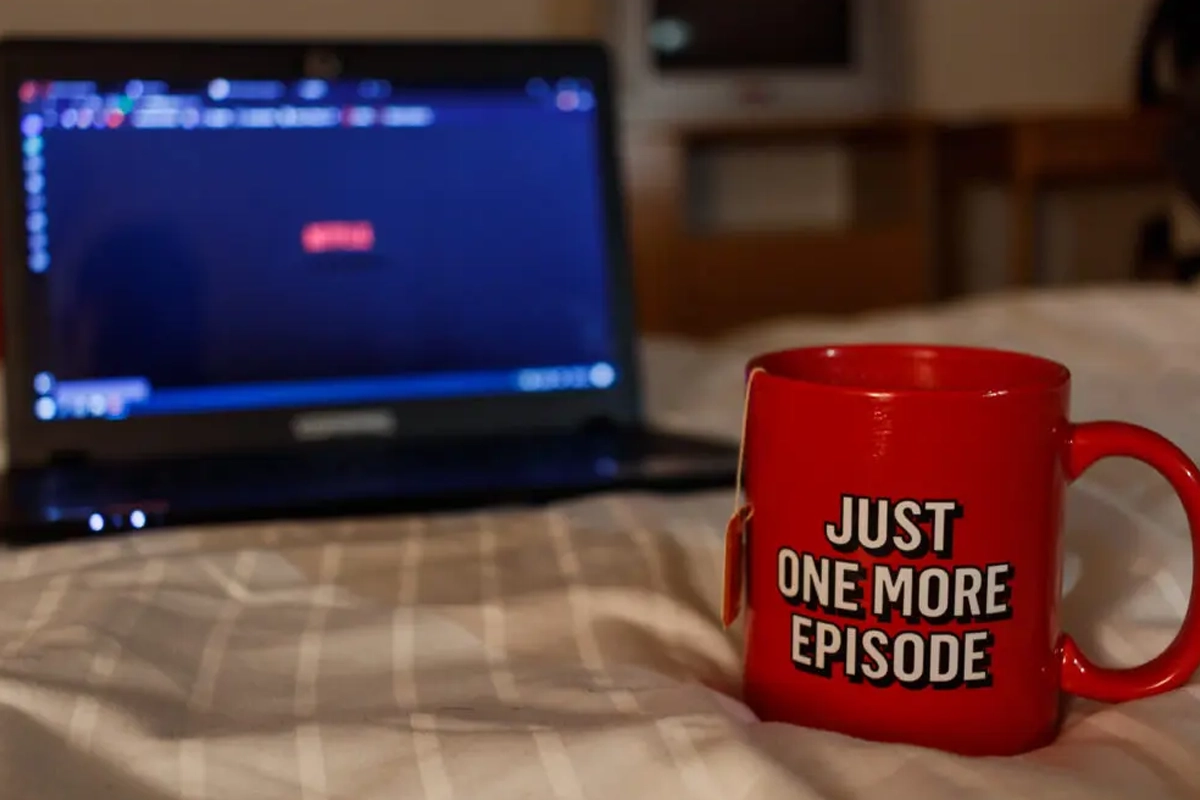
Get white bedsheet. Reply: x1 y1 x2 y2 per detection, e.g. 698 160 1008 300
3 285 1200 799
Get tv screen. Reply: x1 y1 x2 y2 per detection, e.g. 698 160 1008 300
650 0 853 71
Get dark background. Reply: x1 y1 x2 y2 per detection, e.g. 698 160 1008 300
39 103 613 388
651 0 852 71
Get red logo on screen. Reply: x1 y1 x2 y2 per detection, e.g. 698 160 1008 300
302 221 376 254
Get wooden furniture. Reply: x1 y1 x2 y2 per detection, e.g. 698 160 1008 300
625 109 1174 338
936 109 1172 295
624 117 937 338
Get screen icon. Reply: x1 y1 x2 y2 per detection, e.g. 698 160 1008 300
208 78 232 101
301 220 375 254
555 90 581 112
88 513 105 533
34 396 57 421
203 108 235 129
88 394 106 417
381 106 434 127
275 106 300 128
129 509 147 529
348 106 376 127
26 211 47 234
28 251 49 273
22 137 43 157
358 80 391 100
297 80 328 101
33 372 53 395
517 370 543 392
589 362 616 389
20 115 43 138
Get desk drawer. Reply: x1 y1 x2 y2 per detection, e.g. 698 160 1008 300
1026 114 1170 179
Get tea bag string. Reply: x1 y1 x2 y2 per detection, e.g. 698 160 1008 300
734 367 767 520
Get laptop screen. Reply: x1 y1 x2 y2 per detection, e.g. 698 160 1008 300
16 76 617 422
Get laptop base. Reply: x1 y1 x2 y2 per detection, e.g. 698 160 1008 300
0 427 737 546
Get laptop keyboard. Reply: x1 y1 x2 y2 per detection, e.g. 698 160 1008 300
15 428 730 512
0 428 736 541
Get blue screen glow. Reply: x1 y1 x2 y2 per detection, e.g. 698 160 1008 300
16 77 616 421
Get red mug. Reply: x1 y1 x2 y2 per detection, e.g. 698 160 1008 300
721 344 1200 756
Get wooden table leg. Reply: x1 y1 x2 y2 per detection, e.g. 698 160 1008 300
1009 178 1038 285
1010 125 1040 286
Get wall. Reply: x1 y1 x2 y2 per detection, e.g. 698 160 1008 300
908 0 1156 117
0 0 596 37
5 0 1151 106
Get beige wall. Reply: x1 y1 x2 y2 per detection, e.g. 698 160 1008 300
2 0 1153 110
0 0 597 38
907 0 1157 116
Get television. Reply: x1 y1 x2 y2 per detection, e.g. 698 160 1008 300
609 0 906 121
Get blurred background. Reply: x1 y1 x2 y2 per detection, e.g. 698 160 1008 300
2 0 1191 339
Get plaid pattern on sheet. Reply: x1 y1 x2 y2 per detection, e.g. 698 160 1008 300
2 285 1200 799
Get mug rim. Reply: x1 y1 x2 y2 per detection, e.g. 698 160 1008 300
746 343 1071 398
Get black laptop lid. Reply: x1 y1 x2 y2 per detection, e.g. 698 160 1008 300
0 39 641 466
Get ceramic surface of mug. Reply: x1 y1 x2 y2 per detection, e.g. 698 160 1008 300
723 344 1200 756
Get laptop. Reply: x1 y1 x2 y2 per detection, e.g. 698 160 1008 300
0 38 737 545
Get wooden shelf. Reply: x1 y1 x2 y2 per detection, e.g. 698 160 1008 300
683 224 912 247
670 226 927 336
624 116 936 338
676 114 931 145
936 107 1172 292
624 107 1173 336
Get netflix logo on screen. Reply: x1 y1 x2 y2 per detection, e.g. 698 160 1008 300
302 220 376 254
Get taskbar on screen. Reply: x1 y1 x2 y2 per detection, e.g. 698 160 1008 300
30 362 619 421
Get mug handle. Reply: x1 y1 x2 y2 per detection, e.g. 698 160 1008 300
1060 421 1200 702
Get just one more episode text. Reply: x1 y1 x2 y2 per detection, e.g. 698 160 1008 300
775 495 1015 690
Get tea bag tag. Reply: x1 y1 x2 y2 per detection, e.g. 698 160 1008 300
722 367 764 629
722 504 753 627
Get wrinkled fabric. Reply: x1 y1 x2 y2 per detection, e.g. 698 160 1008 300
2 284 1199 799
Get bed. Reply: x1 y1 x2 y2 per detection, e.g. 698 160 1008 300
2 284 1199 799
